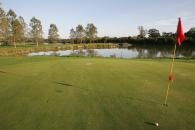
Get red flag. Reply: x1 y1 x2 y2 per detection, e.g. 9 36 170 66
169 73 173 81
176 18 185 45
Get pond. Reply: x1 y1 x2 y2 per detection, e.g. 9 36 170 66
28 47 195 59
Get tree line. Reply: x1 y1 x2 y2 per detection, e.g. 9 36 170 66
96 26 195 47
69 24 97 44
69 26 195 47
0 7 45 47
0 3 98 47
0 6 43 47
0 3 195 47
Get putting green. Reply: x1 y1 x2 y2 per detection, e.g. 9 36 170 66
0 57 194 130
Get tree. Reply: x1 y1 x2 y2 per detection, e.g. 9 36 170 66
148 28 160 38
162 32 174 37
138 26 147 38
85 23 97 43
0 7 9 45
18 16 27 44
12 18 23 43
69 28 76 44
76 25 85 43
29 17 43 46
48 24 59 43
7 9 17 47
102 36 109 43
186 27 195 38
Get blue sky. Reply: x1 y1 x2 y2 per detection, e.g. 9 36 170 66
2 0 195 38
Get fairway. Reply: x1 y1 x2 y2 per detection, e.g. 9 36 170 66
0 57 194 130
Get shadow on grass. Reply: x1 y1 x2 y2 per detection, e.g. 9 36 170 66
54 82 88 91
144 122 157 127
118 95 160 105
56 90 63 93
0 70 7 74
55 82 73 87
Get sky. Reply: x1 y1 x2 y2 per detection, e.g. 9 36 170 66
1 0 195 38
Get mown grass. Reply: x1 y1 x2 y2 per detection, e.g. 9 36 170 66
0 57 194 130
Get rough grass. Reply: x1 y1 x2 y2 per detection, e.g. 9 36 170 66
0 57 194 130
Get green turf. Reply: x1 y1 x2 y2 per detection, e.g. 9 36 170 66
0 57 194 130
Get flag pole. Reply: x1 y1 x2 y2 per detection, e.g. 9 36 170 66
164 43 177 106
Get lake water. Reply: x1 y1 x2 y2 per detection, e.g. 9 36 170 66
28 48 195 59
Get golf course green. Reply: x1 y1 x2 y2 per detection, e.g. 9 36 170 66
0 57 194 130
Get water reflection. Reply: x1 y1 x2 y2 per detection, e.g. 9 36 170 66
28 47 195 59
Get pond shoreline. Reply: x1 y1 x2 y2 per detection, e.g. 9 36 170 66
0 43 118 56
1 43 195 59
28 48 195 59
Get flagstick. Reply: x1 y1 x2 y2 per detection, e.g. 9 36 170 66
164 43 177 106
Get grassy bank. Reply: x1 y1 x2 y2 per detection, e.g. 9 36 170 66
0 43 118 56
0 57 194 130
